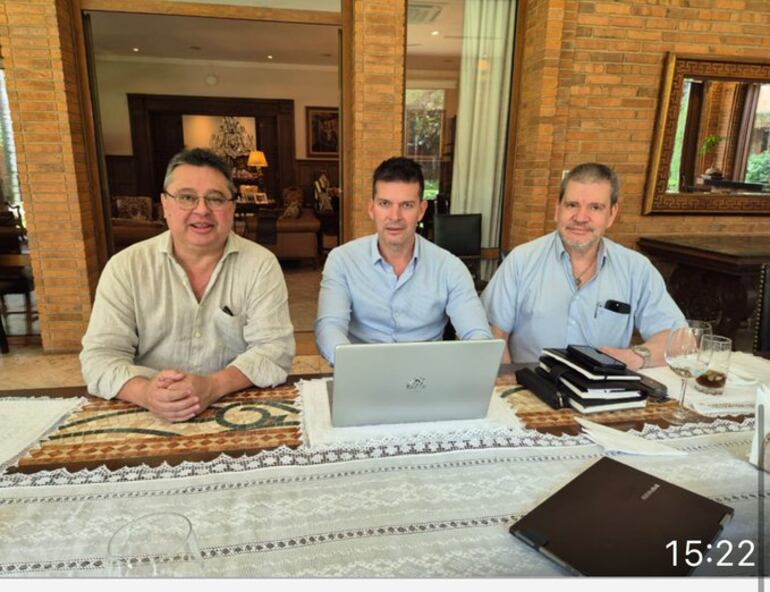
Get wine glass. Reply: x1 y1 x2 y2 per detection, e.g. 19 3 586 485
107 513 203 577
664 320 712 425
694 334 732 395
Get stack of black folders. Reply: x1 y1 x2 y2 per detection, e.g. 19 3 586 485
515 345 648 414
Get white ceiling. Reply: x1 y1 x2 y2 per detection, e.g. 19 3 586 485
89 1 465 71
89 12 340 66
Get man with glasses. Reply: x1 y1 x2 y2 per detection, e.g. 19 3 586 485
81 148 294 421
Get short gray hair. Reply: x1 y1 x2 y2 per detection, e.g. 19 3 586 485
163 148 236 196
559 162 620 206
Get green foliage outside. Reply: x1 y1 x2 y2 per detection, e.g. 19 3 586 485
668 83 691 191
746 151 770 184
424 179 439 200
405 89 446 200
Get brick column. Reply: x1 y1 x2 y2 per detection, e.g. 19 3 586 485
341 0 406 241
0 0 106 351
506 0 568 248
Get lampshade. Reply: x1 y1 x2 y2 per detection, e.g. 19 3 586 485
247 150 268 168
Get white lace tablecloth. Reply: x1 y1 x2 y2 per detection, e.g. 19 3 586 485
300 378 525 449
640 356 764 416
0 420 762 577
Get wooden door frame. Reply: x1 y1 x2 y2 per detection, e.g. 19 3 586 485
77 0 343 226
80 0 341 25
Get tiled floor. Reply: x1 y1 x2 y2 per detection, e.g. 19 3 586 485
0 264 326 389
284 265 321 332
0 333 328 391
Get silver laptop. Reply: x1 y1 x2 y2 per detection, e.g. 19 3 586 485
329 339 506 427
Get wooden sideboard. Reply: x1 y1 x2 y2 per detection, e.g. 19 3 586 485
638 235 770 344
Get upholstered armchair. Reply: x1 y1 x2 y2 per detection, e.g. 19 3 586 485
246 186 320 266
111 196 166 252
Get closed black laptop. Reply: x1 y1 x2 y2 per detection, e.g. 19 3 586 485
510 457 733 576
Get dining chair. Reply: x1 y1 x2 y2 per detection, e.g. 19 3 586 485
0 288 8 354
0 215 34 338
433 213 486 292
753 263 770 354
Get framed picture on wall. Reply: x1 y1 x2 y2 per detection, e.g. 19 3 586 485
306 107 339 158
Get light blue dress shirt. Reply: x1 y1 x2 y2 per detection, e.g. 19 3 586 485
315 234 492 364
481 231 685 364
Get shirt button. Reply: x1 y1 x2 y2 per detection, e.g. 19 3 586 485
194 331 201 338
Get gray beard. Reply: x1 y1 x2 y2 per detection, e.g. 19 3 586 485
558 229 599 253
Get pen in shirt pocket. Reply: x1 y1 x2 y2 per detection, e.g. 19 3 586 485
221 305 234 316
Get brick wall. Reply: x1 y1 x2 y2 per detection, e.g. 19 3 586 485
342 0 405 241
508 0 770 250
0 0 105 351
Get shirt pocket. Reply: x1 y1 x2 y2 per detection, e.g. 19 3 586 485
592 304 633 348
213 307 248 354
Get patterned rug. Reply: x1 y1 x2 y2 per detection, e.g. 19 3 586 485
11 385 301 473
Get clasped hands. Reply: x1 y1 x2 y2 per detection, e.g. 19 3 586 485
141 369 217 422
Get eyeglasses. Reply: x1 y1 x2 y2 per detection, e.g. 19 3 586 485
163 191 234 210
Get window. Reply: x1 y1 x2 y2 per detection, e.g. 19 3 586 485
404 88 445 199
0 68 21 212
744 84 770 184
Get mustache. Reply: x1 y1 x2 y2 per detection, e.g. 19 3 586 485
566 224 595 232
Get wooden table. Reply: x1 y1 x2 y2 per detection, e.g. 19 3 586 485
638 234 770 340
0 253 30 267
235 200 276 212
0 365 736 473
0 368 759 577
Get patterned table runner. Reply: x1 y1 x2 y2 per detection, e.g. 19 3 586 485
8 381 733 473
11 385 300 473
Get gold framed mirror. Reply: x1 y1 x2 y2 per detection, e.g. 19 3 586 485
644 54 770 214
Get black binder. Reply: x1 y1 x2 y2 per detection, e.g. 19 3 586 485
515 367 566 409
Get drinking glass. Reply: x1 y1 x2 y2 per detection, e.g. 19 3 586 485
107 513 203 577
664 320 712 425
694 334 732 395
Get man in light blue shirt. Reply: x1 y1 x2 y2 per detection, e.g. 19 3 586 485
482 162 685 368
315 157 491 365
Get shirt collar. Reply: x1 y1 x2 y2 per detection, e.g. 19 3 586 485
159 230 241 259
554 231 608 267
369 233 421 267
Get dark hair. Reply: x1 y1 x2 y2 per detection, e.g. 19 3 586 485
163 148 236 195
371 157 425 199
559 162 620 206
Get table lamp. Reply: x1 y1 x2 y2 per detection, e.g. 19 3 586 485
248 150 269 192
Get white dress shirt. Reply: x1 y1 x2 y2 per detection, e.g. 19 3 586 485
81 231 295 398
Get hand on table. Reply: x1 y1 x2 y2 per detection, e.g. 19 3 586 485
140 370 213 422
162 373 218 415
120 367 249 422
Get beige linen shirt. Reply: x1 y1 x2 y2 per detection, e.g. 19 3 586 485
80 231 295 398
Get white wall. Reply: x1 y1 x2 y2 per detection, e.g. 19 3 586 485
95 57 339 159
